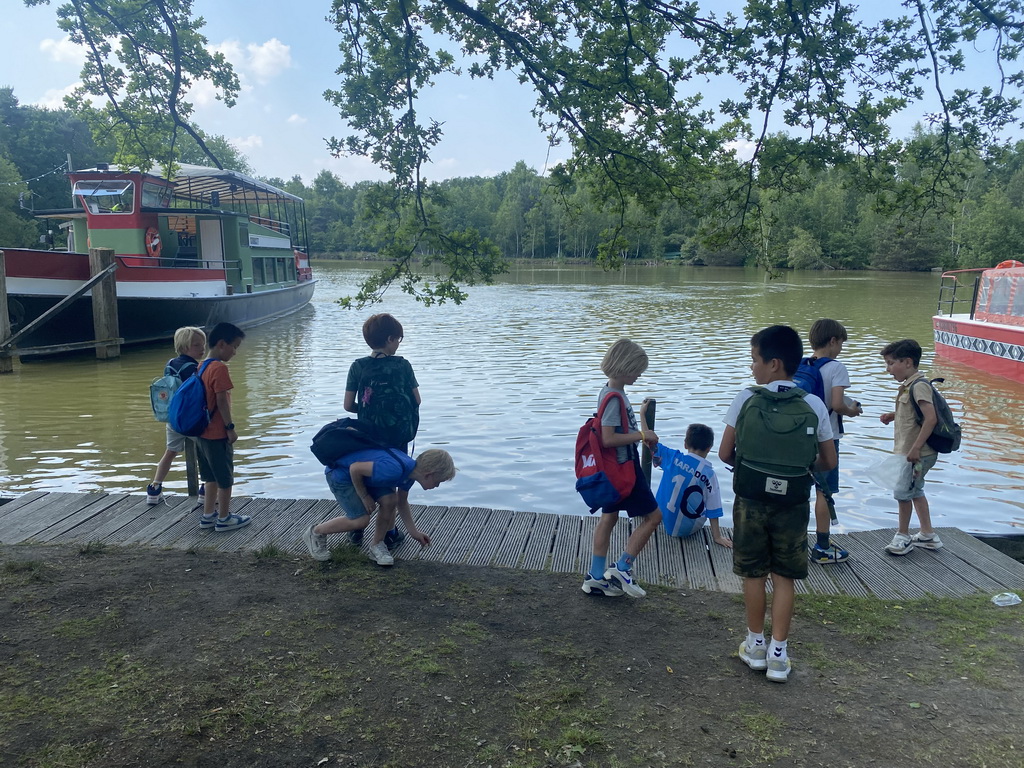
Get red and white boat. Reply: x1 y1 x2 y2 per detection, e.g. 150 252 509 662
933 261 1024 383
2 164 315 357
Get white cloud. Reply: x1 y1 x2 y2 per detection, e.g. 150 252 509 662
246 38 292 83
39 36 85 65
33 83 80 110
724 139 757 161
231 135 264 151
188 79 220 108
287 113 307 125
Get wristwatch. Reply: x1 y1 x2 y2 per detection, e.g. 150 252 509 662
226 423 235 430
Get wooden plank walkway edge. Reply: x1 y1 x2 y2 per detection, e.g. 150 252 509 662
1 492 1023 599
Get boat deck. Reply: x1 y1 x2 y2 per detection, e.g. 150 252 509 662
2 491 1022 598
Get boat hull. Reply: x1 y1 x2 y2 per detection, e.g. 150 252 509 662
933 315 1024 383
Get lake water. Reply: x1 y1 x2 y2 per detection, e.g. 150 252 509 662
2 261 1022 534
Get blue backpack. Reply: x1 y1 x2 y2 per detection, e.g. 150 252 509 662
167 359 214 437
792 356 833 411
150 358 198 423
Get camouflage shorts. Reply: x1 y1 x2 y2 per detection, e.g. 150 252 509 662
731 495 810 580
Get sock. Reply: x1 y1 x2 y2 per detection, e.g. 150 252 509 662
616 552 635 572
769 638 788 659
590 555 607 581
816 531 830 549
746 630 765 649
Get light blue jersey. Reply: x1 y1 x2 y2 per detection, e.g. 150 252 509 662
653 444 723 538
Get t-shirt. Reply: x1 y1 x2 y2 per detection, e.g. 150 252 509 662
653 444 723 538
817 358 851 437
199 359 233 440
723 381 834 442
894 371 938 457
327 448 417 492
598 385 638 464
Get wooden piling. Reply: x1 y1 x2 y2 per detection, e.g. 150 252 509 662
88 247 120 360
0 250 12 374
184 440 200 497
640 397 656 483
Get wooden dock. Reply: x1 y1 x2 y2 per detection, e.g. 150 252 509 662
1 491 1023 598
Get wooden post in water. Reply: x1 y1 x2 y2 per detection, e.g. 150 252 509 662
640 397 656 484
184 439 200 497
88 247 120 360
0 251 12 374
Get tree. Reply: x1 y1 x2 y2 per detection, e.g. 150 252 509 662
0 155 41 247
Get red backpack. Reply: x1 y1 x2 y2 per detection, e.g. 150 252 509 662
574 391 637 512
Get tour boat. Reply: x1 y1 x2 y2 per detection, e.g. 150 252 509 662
1 164 315 357
933 261 1024 383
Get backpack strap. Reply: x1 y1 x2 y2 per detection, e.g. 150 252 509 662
907 378 932 425
597 391 631 447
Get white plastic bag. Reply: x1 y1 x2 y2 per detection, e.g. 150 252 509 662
867 453 914 491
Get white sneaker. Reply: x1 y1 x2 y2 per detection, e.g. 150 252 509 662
738 641 768 671
604 565 646 598
303 524 330 562
885 532 914 555
581 575 624 597
911 532 943 550
368 541 395 567
766 653 792 683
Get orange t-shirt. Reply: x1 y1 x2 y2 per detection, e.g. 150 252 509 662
199 359 233 440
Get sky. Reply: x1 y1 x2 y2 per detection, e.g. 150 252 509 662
3 0 568 185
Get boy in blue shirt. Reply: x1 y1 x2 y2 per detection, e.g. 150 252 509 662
304 447 456 566
652 423 731 548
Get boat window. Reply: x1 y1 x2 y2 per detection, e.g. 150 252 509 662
988 275 1012 315
141 183 171 208
73 180 134 214
1014 277 1024 317
253 258 266 285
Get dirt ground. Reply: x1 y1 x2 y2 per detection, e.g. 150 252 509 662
2 542 1023 768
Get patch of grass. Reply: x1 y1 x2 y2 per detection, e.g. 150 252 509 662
254 542 283 559
800 594 905 643
445 620 488 642
54 610 121 640
734 705 792 766
1 558 48 585
77 540 107 557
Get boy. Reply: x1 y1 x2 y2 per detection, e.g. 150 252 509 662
652 423 731 548
719 325 836 683
147 326 206 505
804 319 863 564
195 322 249 531
581 338 662 599
345 313 421 549
303 448 456 565
879 339 943 555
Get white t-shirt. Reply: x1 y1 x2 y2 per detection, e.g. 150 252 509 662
724 381 834 443
818 358 851 437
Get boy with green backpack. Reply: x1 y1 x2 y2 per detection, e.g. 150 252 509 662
719 325 836 683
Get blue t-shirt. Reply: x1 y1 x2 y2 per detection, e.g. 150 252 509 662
653 444 723 538
326 448 416 492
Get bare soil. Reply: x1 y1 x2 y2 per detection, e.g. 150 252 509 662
1 542 1023 768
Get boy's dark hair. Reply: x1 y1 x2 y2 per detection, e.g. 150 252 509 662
363 313 404 350
880 339 922 366
751 325 803 377
684 423 714 452
208 322 245 348
809 318 848 350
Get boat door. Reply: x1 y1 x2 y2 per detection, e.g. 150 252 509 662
198 219 224 269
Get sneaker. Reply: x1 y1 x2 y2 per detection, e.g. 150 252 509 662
214 513 251 532
885 532 914 555
809 542 850 564
303 524 330 561
738 640 768 671
766 653 792 683
911 532 943 550
348 528 365 547
198 483 205 499
604 565 646 598
384 528 406 550
581 575 625 597
146 483 163 506
367 541 395 567
198 512 217 529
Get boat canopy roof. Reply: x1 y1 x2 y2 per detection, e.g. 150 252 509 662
171 164 303 205
977 266 1024 327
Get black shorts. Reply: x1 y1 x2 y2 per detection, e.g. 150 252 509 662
604 455 658 518
196 437 234 488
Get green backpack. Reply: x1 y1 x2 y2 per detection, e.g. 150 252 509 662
733 386 820 503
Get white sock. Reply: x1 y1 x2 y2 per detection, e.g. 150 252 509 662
769 638 788 659
747 630 765 648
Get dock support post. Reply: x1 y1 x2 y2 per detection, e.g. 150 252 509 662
640 397 656 484
88 247 120 360
0 251 12 374
184 439 200 497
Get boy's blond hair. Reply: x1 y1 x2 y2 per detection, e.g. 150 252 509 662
415 449 457 482
173 326 206 355
601 338 649 378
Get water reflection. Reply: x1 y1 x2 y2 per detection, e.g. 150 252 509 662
1 263 1022 534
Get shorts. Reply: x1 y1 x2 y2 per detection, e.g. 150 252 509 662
813 439 841 496
603 455 658 518
165 424 190 453
893 452 938 502
731 495 810 580
195 437 233 488
326 473 397 519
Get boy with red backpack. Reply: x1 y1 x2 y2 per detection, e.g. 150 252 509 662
580 338 661 599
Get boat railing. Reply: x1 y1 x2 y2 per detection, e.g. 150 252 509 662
936 268 985 319
249 215 291 237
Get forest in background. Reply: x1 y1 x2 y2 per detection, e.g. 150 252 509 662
4 86 1024 273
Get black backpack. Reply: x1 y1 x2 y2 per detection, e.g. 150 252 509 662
353 356 420 447
909 378 962 454
310 418 404 466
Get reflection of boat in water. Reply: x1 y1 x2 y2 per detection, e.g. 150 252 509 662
2 164 315 357
933 261 1024 383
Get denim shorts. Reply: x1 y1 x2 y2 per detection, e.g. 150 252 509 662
813 439 841 496
326 474 396 519
731 495 811 580
894 453 938 501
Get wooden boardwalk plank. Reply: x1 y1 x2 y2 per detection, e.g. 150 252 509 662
27 493 126 543
420 507 472 562
550 514 583 573
441 507 492 565
938 528 1024 587
492 511 536 569
242 499 319 553
844 531 930 599
48 496 161 545
646 527 685 588
854 529 974 597
578 515 599 575
521 512 557 571
705 527 744 594
465 509 515 567
0 492 49 521
679 528 717 591
0 493 102 544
